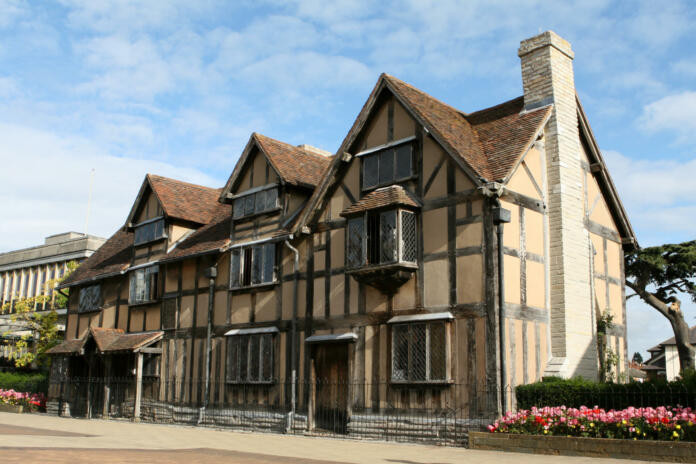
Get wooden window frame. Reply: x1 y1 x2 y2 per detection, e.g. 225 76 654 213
129 265 160 305
229 242 277 290
232 184 280 220
360 140 414 191
226 333 275 384
390 320 451 384
133 217 167 246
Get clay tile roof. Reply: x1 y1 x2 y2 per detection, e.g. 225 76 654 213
341 185 420 217
163 205 232 262
46 337 87 355
59 228 133 288
148 174 223 225
90 327 125 352
466 97 552 182
384 75 551 182
254 133 332 188
655 325 696 347
100 331 163 353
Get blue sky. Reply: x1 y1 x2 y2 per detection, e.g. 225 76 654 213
1 0 695 359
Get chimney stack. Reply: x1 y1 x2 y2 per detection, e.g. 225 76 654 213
518 31 597 380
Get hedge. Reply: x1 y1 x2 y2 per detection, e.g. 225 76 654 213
0 371 48 394
516 371 696 411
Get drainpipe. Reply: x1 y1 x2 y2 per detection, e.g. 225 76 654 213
284 238 299 428
198 264 217 425
492 199 511 413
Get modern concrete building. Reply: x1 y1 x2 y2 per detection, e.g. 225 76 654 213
0 232 106 365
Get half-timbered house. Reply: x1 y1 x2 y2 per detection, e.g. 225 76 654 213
47 31 636 439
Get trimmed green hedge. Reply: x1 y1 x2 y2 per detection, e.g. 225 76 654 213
0 371 48 394
516 371 696 410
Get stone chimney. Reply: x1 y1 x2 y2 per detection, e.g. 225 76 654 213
518 31 597 379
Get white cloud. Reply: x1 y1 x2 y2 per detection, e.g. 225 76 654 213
0 123 224 253
0 0 26 28
639 92 696 143
672 59 696 76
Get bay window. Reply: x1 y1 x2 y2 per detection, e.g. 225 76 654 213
347 209 417 269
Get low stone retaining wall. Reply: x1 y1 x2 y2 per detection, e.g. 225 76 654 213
0 404 28 413
469 432 696 462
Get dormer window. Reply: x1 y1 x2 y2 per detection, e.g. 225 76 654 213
360 138 414 191
233 185 279 219
134 217 166 245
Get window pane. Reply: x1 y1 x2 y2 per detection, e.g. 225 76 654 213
249 335 260 381
242 249 253 286
251 246 263 285
347 218 364 268
233 198 244 218
411 324 427 381
230 249 241 288
392 325 409 381
395 144 412 180
244 194 255 216
79 285 101 313
228 338 238 382
430 323 446 380
239 336 248 381
261 334 272 381
255 190 266 213
363 155 378 189
380 210 397 263
367 213 380 264
265 188 278 210
262 243 275 283
401 211 417 262
378 149 395 185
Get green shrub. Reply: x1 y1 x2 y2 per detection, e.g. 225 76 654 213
0 371 48 394
516 373 696 411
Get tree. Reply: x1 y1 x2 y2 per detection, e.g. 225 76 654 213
632 352 643 364
1 262 77 368
625 241 696 373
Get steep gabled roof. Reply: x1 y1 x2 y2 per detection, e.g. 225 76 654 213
58 228 133 288
219 133 332 202
296 74 551 233
162 206 232 262
125 174 222 227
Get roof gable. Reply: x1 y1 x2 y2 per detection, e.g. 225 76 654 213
219 133 332 202
576 96 637 249
126 174 223 227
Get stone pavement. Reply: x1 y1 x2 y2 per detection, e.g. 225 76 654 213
0 412 654 464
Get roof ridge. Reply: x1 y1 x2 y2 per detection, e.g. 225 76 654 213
254 132 333 162
147 173 221 192
383 74 469 118
465 95 525 120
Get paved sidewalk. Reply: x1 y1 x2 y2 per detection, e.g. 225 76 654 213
0 412 653 463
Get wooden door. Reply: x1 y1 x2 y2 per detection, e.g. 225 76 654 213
313 343 349 433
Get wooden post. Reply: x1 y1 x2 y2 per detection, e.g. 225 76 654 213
134 352 143 422
102 356 111 418
86 356 92 418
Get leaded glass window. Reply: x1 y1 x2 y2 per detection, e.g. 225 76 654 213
391 321 448 382
362 142 413 190
233 186 279 219
346 208 418 268
230 243 276 289
78 285 101 313
134 218 166 245
226 333 274 383
129 265 159 304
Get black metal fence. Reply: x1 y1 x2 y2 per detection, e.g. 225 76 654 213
47 377 696 446
48 377 501 445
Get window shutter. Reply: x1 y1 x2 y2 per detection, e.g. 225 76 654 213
347 217 365 268
378 149 395 185
230 249 241 288
254 190 266 213
401 210 417 262
395 144 412 180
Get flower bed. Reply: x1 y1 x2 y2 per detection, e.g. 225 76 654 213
0 388 46 412
489 406 696 442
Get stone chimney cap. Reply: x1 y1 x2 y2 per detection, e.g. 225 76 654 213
518 30 574 60
297 144 332 157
